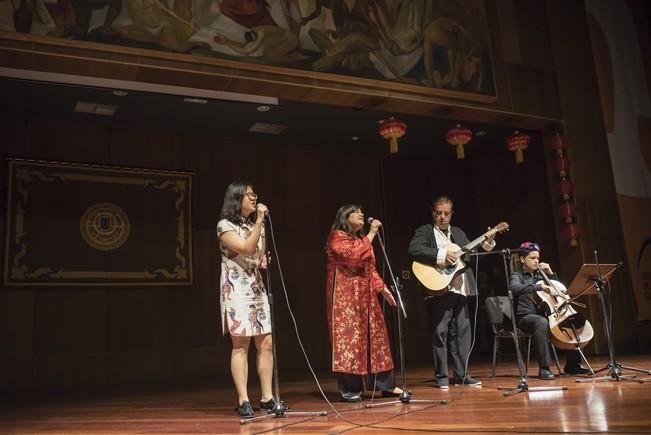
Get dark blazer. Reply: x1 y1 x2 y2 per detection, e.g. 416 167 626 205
408 224 479 296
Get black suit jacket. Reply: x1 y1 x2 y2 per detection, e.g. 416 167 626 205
408 224 479 296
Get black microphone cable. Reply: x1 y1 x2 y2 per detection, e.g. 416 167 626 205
262 213 419 432
261 213 439 433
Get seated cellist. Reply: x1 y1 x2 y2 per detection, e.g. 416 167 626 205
510 241 591 379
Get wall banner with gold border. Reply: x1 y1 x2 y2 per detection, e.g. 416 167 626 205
4 159 193 286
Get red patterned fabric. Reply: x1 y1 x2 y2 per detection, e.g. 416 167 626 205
220 0 276 28
325 230 394 375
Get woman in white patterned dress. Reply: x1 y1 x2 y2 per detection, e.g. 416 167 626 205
217 181 275 418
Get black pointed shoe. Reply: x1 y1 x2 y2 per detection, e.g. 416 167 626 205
235 400 255 418
341 393 362 403
539 368 555 380
454 376 482 386
381 388 405 398
564 365 592 375
260 397 289 413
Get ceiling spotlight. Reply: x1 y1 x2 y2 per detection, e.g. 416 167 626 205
351 136 359 141
112 90 128 97
257 105 270 112
183 97 207 104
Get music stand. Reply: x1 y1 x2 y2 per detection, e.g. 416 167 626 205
570 262 651 383
496 249 568 396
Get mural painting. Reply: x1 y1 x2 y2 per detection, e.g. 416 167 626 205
0 0 496 99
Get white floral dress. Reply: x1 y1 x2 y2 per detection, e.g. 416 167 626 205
217 218 271 337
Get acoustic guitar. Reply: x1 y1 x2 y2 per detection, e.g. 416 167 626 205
412 222 509 294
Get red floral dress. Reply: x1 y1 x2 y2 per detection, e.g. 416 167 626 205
325 230 394 375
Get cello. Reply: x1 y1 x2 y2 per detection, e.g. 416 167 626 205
535 267 594 350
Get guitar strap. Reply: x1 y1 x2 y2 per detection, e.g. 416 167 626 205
433 226 453 245
433 226 468 297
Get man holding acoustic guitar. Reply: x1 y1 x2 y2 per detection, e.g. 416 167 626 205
409 196 505 389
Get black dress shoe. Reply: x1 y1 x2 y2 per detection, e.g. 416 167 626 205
538 368 555 380
260 397 289 413
453 376 482 386
235 400 255 418
381 388 405 398
564 365 592 375
341 394 362 403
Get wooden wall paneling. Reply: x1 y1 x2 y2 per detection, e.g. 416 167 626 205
21 117 112 164
489 60 515 113
0 117 33 392
0 290 35 391
545 0 639 353
31 289 108 390
174 345 226 382
106 348 176 386
2 0 648 395
507 63 562 119
33 351 109 392
105 289 178 386
0 30 564 133
109 124 186 171
485 0 505 60
492 0 523 64
514 0 556 70
32 52 141 83
379 155 445 367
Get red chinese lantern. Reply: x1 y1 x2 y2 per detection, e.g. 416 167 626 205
554 155 571 178
445 124 472 159
505 130 530 164
550 132 566 156
378 116 407 154
563 223 582 246
559 201 577 223
558 179 574 201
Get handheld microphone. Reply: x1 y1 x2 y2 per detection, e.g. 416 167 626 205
367 217 382 227
256 203 269 216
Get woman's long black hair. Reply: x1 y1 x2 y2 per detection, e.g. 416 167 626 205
220 181 252 225
331 203 365 237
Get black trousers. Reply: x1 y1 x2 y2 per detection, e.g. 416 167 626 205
517 313 582 369
336 370 395 399
427 292 472 382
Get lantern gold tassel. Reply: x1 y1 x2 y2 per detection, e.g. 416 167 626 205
445 124 473 160
515 149 524 164
389 137 398 154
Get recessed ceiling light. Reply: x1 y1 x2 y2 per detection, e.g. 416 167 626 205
257 105 270 112
474 131 487 137
74 101 117 116
351 136 359 141
249 122 287 134
112 90 128 97
183 97 207 104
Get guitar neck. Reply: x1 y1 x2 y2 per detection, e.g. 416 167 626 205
455 232 491 255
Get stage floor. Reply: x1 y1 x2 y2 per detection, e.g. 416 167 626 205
2 356 651 434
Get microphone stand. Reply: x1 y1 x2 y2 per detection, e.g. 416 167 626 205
490 248 568 396
242 214 328 424
365 227 447 409
576 251 649 384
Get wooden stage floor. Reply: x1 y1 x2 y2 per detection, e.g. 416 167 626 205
2 356 651 434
